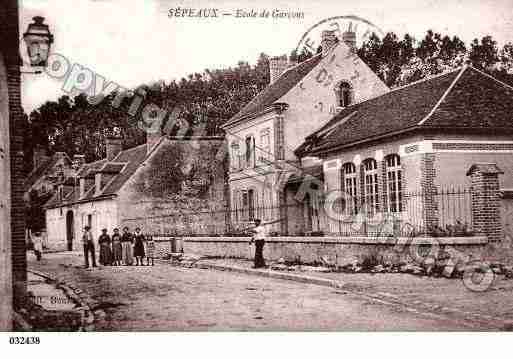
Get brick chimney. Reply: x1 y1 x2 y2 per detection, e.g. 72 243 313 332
321 30 338 57
269 55 289 84
342 28 357 52
33 145 50 169
105 137 122 161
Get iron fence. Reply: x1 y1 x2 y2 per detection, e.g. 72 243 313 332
122 187 475 238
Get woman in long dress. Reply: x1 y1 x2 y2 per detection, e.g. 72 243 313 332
121 227 134 265
111 228 123 266
133 227 146 266
98 228 112 266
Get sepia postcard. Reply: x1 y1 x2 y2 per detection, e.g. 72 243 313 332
2 0 513 353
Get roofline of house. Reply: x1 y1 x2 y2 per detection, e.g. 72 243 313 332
44 193 117 210
166 135 225 140
303 67 465 143
221 103 289 130
302 126 513 157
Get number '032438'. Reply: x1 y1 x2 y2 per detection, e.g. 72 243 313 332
9 337 40 344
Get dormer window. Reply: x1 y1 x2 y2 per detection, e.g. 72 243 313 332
336 81 353 108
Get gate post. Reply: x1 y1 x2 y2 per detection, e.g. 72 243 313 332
467 163 504 242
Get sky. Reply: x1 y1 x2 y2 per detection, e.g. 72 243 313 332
19 0 513 113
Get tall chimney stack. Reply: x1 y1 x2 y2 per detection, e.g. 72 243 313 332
321 30 338 57
105 137 122 161
269 55 289 84
342 26 357 52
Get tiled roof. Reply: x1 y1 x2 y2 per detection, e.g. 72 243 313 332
97 162 126 174
222 54 323 128
24 152 71 191
299 66 513 156
24 158 52 191
77 159 107 178
101 144 148 196
287 165 324 184
46 142 154 208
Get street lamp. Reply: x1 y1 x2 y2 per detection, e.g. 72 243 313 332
22 16 53 68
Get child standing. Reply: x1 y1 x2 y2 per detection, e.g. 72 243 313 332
32 230 43 261
145 235 156 266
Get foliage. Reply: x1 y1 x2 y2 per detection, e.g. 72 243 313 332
25 30 513 173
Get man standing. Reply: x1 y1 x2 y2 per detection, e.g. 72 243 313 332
82 226 97 268
250 219 266 268
249 219 280 269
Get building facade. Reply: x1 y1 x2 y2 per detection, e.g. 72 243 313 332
45 135 227 250
297 66 513 238
221 29 389 235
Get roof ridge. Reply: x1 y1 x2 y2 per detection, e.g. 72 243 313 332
111 142 147 162
315 111 358 138
312 67 465 137
385 66 464 96
467 65 513 92
418 66 467 126
277 53 322 80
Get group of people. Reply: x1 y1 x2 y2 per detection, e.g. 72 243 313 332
82 226 156 268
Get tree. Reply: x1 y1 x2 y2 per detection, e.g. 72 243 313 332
469 35 499 70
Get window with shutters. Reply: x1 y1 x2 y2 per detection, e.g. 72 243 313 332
363 158 379 216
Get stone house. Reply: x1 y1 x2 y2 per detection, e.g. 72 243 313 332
24 149 82 201
296 65 513 238
23 150 83 236
44 134 227 251
221 29 389 235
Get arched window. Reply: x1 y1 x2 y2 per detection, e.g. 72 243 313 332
385 154 403 212
342 162 358 214
337 82 352 108
363 158 379 216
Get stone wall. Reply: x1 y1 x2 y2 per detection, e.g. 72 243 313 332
179 236 488 265
118 138 228 235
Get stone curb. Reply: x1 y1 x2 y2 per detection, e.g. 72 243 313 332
168 259 513 330
28 269 96 332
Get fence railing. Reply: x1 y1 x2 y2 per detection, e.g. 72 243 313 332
121 188 475 238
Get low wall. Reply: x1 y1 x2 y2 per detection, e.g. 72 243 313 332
178 236 488 265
